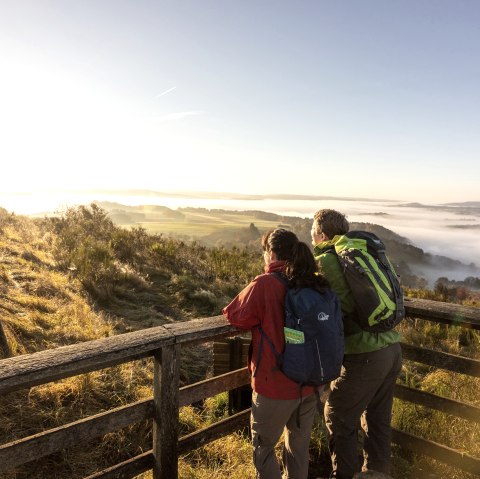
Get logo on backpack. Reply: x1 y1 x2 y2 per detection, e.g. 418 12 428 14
256 273 344 387
332 231 405 333
317 312 329 321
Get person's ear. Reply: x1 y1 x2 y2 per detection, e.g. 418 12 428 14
263 250 275 264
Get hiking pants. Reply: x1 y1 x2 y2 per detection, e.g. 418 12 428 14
324 342 402 479
251 391 317 479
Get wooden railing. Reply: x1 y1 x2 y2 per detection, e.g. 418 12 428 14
0 298 479 477
392 298 480 475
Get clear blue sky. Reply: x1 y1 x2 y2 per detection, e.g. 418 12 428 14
1 1 479 203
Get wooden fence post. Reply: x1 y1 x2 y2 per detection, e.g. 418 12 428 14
228 337 251 415
152 343 180 479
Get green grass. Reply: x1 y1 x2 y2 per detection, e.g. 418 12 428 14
108 205 294 243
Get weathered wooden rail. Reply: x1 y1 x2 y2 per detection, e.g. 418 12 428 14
0 298 479 477
393 299 480 475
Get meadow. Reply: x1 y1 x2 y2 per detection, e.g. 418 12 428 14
96 200 480 293
102 203 296 239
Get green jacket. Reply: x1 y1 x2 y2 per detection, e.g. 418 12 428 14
314 236 400 355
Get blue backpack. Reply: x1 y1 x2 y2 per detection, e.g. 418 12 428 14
255 273 344 388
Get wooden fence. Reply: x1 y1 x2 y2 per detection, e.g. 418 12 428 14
0 298 479 478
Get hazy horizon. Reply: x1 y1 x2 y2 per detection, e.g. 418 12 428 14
2 188 479 216
2 189 479 284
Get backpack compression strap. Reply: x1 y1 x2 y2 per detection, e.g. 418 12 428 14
253 325 282 377
252 271 289 377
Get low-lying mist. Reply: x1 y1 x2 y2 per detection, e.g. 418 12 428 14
2 192 479 288
329 201 480 287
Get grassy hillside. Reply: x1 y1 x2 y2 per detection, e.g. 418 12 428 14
0 204 479 479
95 201 480 292
0 205 264 478
0 208 149 478
0 208 113 357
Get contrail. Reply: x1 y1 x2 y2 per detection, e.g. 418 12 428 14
154 86 177 99
152 111 203 122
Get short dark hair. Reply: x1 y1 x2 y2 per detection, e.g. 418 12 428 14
313 209 349 239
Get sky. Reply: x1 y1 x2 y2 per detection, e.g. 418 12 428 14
1 1 479 204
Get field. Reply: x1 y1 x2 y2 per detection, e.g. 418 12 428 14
100 202 300 245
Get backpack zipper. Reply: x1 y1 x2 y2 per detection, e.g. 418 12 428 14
315 340 324 380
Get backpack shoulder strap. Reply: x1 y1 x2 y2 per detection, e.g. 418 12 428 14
270 271 289 287
252 273 287 377
253 324 282 377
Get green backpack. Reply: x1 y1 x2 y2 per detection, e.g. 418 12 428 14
332 231 405 332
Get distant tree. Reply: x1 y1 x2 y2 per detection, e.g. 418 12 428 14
435 277 450 287
455 287 469 301
416 278 428 290
464 276 480 290
434 278 449 300
248 223 260 239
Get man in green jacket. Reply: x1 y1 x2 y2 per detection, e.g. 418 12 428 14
311 209 402 479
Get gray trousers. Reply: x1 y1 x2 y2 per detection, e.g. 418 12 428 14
251 391 317 479
324 343 402 479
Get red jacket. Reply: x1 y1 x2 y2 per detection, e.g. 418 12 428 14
223 261 314 400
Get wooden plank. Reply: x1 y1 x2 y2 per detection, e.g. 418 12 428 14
0 326 174 395
404 297 480 330
213 354 232 361
230 337 244 370
391 428 480 475
162 315 234 345
0 399 153 473
178 409 251 454
0 317 236 395
152 345 180 479
394 384 480 422
213 337 250 376
228 338 250 414
83 451 153 479
179 368 250 407
213 365 230 376
213 351 230 359
401 342 480 377
213 343 248 354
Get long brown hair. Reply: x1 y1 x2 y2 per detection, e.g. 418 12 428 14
262 228 329 292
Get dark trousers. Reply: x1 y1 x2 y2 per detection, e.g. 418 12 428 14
324 343 402 479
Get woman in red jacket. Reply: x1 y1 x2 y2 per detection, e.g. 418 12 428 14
223 228 329 479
